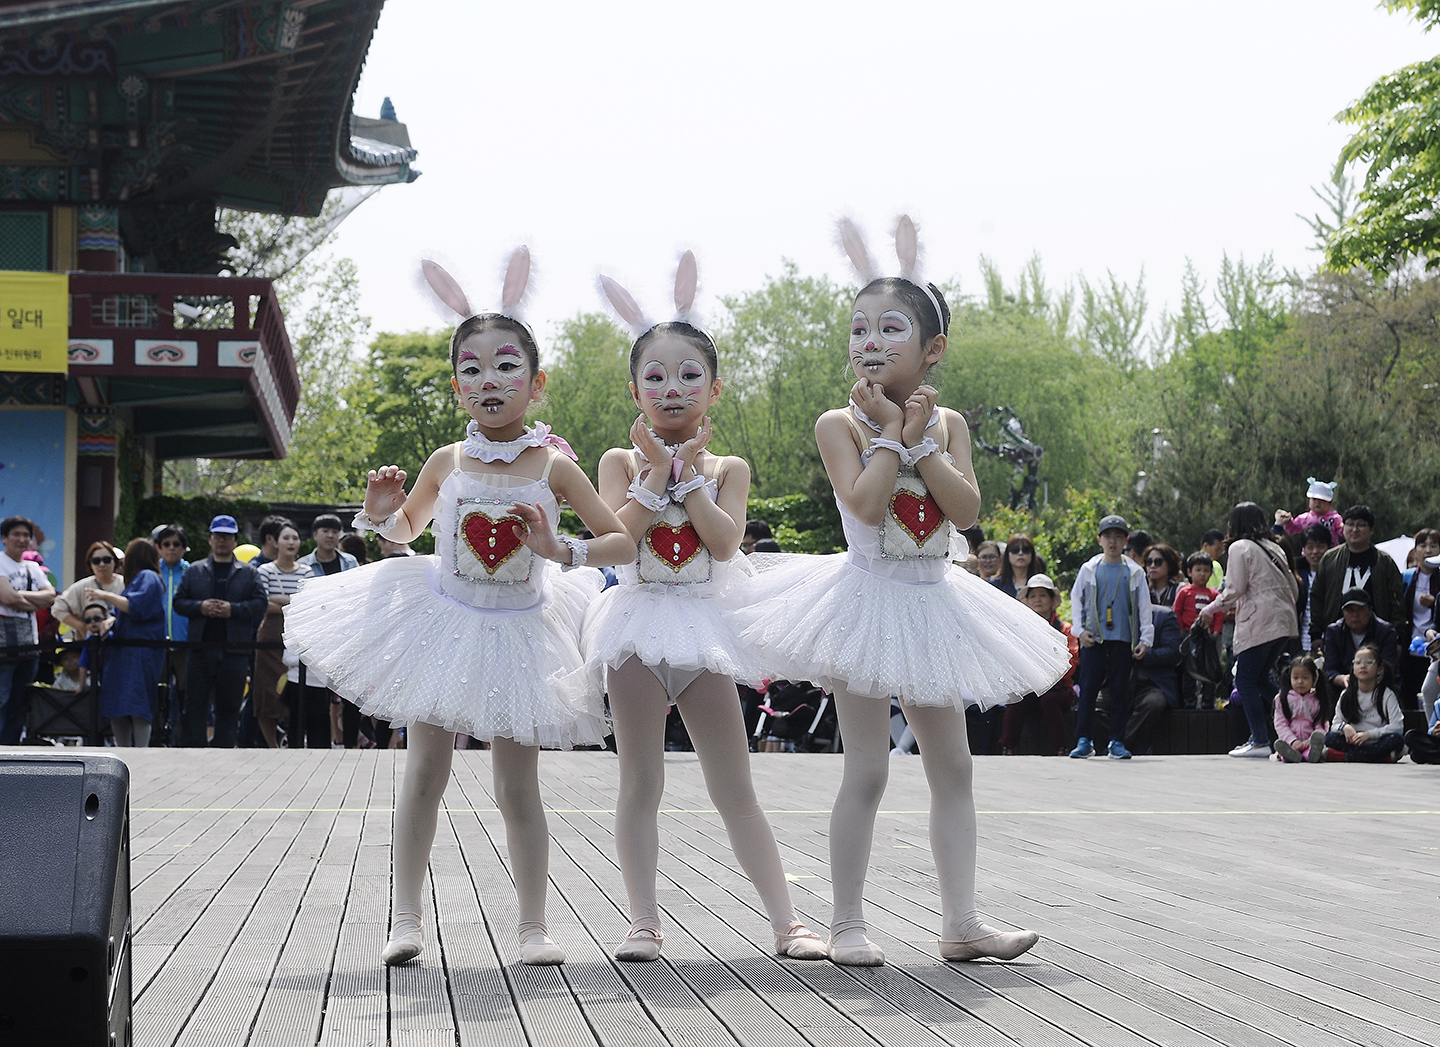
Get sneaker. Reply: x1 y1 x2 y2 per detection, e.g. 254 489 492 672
1274 738 1301 763
1107 740 1132 760
1069 737 1094 759
1307 730 1326 762
1228 741 1272 757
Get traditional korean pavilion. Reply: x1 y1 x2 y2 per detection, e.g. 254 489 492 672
0 0 416 583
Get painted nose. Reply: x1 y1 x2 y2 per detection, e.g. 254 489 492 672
865 341 877 352
665 386 681 397
482 378 498 389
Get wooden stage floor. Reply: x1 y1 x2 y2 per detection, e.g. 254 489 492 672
93 749 1440 1046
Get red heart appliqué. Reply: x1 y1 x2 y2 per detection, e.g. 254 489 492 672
646 522 704 572
889 490 945 546
462 511 526 574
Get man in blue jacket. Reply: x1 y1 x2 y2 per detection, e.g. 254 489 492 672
174 515 267 747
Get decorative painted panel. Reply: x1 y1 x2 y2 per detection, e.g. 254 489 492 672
134 338 197 366
68 338 114 366
217 340 258 367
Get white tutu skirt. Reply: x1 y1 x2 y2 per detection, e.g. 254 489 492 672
733 553 1072 709
283 556 609 748
581 555 763 688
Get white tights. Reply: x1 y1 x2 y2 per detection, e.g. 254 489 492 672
392 720 553 944
829 689 988 947
608 658 801 937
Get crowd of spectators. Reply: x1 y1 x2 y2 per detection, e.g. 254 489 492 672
3 474 1438 764
0 510 412 751
921 477 1438 763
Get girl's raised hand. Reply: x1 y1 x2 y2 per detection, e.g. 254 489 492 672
365 466 408 518
509 502 567 563
676 416 712 473
851 378 902 430
630 416 672 472
902 385 938 447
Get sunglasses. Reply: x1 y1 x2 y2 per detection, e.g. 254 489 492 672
1009 547 1033 555
90 556 114 565
1145 558 1166 567
83 616 106 625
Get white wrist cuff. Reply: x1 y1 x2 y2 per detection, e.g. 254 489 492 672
352 509 400 535
627 475 670 512
670 475 709 502
557 534 588 569
869 436 940 467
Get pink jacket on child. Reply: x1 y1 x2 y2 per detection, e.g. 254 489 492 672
1280 508 1343 545
1273 689 1324 747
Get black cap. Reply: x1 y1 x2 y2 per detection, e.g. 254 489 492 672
1341 588 1372 609
1098 514 1129 536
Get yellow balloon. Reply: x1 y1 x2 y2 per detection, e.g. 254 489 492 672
233 544 261 563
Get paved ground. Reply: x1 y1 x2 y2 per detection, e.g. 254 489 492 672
81 748 1440 1046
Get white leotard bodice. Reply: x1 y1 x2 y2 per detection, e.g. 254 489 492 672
617 452 721 588
433 449 560 611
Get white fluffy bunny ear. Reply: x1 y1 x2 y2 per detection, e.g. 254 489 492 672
836 217 878 286
597 274 653 338
894 214 922 283
673 250 699 324
420 259 472 318
499 245 532 319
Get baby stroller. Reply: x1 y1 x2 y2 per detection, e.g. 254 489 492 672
751 680 839 752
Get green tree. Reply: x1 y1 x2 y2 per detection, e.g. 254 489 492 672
713 262 855 498
1328 2 1440 272
368 329 467 479
540 313 638 480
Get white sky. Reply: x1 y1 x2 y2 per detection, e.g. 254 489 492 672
340 0 1438 347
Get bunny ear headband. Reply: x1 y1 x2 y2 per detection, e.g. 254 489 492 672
836 214 947 333
420 245 535 329
596 249 705 342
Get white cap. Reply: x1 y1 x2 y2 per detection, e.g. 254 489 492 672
1306 477 1336 502
1019 573 1059 596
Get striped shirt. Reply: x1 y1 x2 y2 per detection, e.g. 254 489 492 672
257 562 309 598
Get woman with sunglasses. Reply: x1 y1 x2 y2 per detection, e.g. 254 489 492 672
52 541 125 635
1141 544 1183 609
85 538 166 747
989 533 1047 599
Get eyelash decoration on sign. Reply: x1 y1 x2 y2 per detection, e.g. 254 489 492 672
596 249 706 341
419 245 534 326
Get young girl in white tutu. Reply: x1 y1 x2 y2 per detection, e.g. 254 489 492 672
582 254 828 962
736 218 1072 965
285 250 636 968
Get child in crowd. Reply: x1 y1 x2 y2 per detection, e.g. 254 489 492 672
1321 643 1404 762
51 643 85 692
286 250 637 967
999 574 1078 755
1201 530 1226 589
1069 515 1154 760
1274 478 1343 546
585 253 827 963
1174 552 1223 633
736 216 1069 965
1273 655 1332 763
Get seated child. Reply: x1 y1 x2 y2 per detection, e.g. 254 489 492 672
1272 655 1331 762
1274 478 1343 546
50 644 86 692
1322 643 1404 762
1174 552 1223 634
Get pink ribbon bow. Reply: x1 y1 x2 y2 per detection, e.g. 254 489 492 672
531 422 578 461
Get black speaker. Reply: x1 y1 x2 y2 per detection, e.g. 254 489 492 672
0 753 131 1047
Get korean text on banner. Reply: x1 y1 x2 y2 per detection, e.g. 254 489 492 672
0 270 69 374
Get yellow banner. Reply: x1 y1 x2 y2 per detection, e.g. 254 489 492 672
0 270 69 374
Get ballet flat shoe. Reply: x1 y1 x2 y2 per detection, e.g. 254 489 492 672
775 926 829 960
827 937 885 966
939 929 1040 962
520 939 566 965
381 914 424 966
614 928 663 962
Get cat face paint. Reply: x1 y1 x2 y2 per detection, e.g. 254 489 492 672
849 291 926 385
453 328 540 428
631 332 719 435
